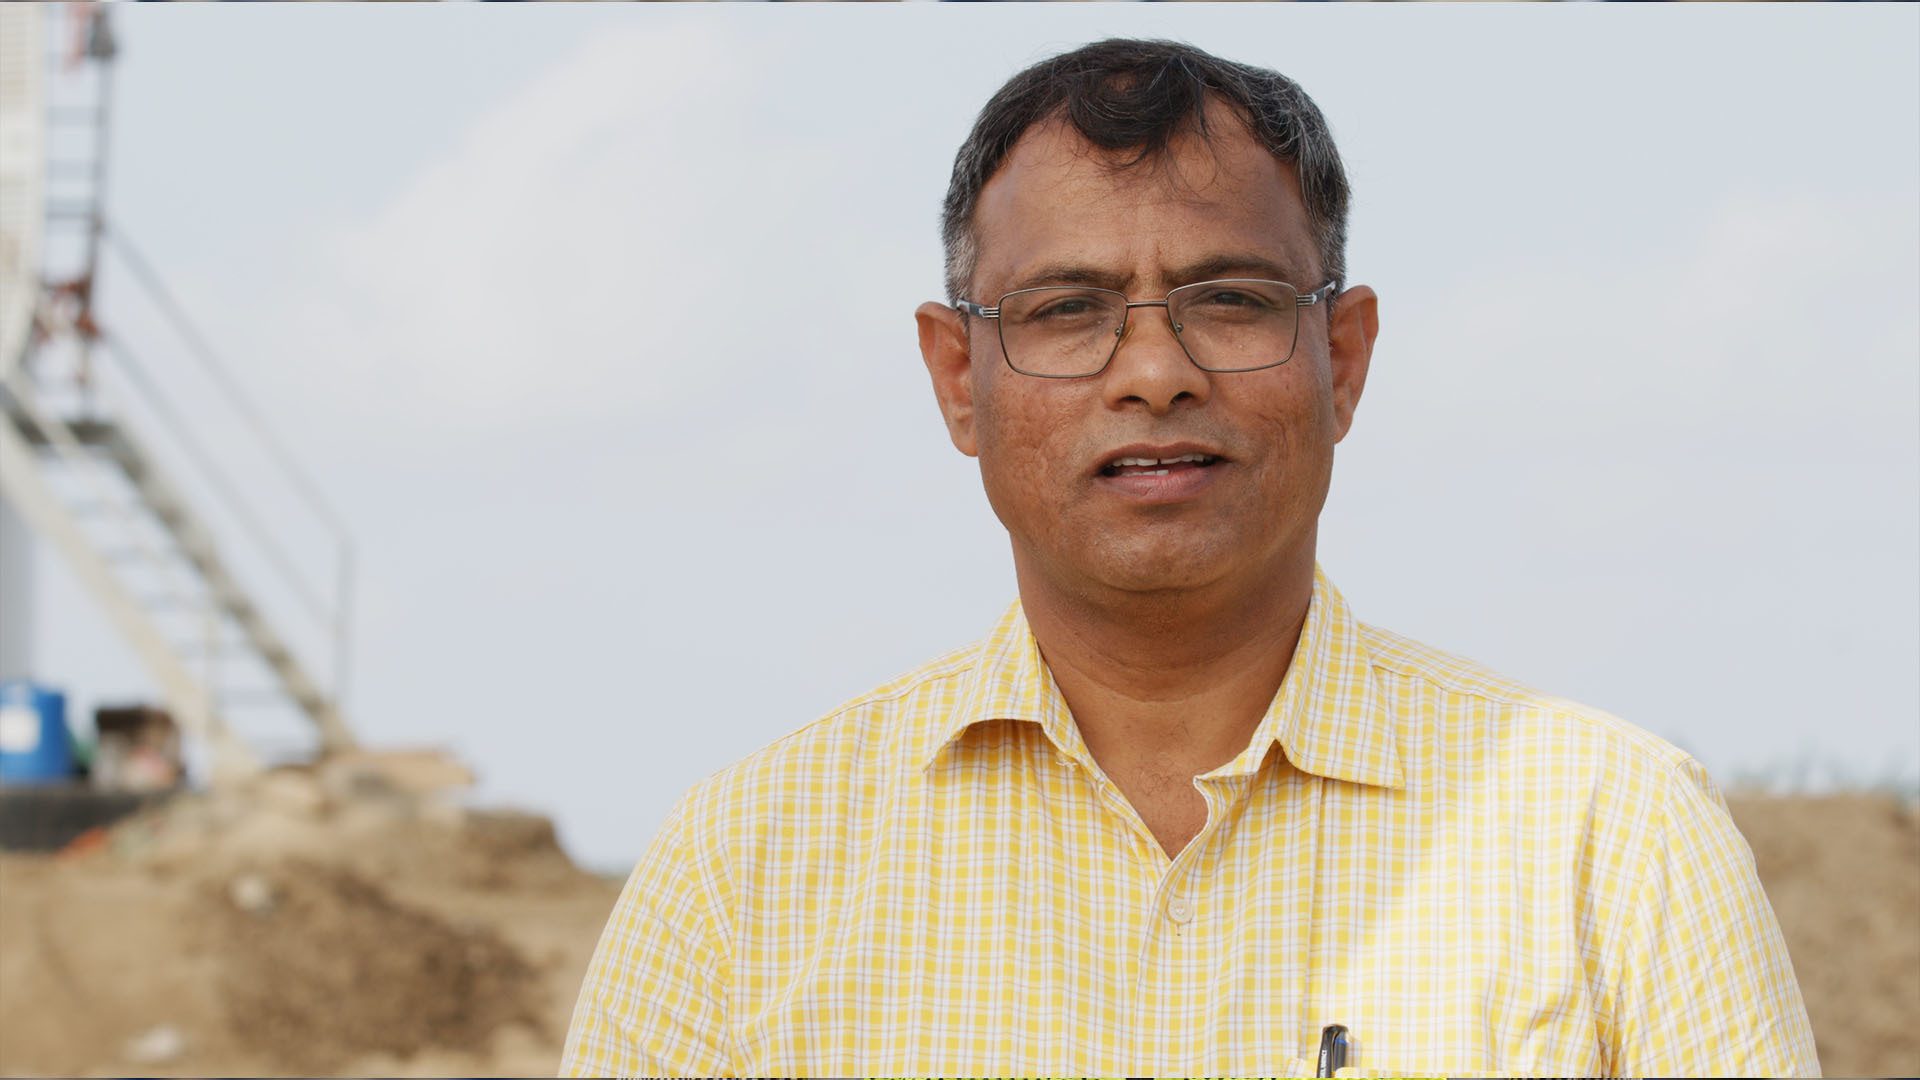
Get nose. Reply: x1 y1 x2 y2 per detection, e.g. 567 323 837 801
1101 304 1211 415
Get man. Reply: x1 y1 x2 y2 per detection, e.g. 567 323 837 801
563 39 1817 1078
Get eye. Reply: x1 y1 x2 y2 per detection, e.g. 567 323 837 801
1193 287 1276 310
1029 296 1100 320
1012 290 1117 327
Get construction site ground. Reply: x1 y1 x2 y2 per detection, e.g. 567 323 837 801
1 778 1915 1078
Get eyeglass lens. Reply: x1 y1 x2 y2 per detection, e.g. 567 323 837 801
996 280 1303 377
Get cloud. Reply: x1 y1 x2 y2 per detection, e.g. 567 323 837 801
276 20 861 439
1379 190 1920 447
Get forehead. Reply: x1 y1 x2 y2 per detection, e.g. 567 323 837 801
970 104 1318 294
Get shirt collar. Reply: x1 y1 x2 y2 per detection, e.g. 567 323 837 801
916 596 1088 771
917 565 1406 791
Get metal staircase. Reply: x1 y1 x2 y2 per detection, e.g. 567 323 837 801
0 6 356 783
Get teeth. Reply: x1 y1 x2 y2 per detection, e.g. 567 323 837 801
1109 453 1214 468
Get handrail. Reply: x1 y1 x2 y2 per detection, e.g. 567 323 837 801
1 370 259 777
93 331 329 625
98 223 356 711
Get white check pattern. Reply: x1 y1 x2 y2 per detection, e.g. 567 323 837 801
563 568 1819 1078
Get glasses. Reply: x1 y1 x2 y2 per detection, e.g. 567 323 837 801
955 278 1338 379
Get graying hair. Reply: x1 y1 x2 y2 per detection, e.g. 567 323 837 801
940 39 1351 306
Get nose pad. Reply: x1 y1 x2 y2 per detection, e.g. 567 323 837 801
1114 308 1185 350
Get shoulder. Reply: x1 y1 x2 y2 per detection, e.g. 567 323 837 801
1352 621 1783 967
1353 617 1748 885
671 639 979 846
1358 618 1698 786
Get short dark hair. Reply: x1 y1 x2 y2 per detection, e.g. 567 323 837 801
940 38 1352 304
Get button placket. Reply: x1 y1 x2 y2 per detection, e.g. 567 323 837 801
1155 774 1244 927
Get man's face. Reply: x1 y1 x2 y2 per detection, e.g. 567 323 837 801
917 106 1378 603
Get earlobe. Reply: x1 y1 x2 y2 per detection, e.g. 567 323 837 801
916 301 980 457
1326 285 1378 443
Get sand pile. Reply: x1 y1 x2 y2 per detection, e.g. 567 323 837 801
1727 793 1920 1079
0 758 620 1077
210 862 538 1073
0 776 1914 1077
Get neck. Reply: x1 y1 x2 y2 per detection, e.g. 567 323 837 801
1015 546 1317 777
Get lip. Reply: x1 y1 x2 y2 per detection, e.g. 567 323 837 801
1090 441 1231 504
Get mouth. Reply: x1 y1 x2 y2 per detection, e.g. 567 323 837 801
1091 444 1230 504
1097 451 1224 479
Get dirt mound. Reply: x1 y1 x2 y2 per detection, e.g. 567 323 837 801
0 764 622 1077
206 861 539 1074
1727 793 1920 1079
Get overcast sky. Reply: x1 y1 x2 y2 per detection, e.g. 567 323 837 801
18 3 1918 870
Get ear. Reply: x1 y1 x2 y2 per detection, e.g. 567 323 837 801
1325 284 1378 443
916 300 980 457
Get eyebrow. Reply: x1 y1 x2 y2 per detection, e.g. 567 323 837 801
1006 253 1313 295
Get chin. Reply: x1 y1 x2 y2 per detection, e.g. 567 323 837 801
1085 535 1236 595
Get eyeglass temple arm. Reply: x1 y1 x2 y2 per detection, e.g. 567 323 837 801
1298 280 1340 306
954 299 997 319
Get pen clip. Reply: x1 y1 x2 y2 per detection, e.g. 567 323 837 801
1316 1022 1349 1078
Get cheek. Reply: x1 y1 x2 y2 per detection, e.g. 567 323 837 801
1236 380 1339 502
976 367 1065 455
1263 359 1339 437
972 381 1081 525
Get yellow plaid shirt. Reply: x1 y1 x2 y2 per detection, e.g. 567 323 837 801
564 568 1818 1077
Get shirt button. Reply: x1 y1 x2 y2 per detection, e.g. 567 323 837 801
1166 896 1194 924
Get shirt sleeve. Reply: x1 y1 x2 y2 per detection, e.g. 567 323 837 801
561 795 734 1078
1607 758 1821 1078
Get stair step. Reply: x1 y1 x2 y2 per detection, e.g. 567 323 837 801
218 689 293 707
134 594 214 612
65 501 143 518
167 640 249 659
44 203 100 221
13 417 117 446
98 548 180 566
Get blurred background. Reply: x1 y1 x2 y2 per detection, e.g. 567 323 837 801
0 3 1914 1077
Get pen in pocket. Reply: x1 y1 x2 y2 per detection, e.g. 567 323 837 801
1316 1022 1349 1078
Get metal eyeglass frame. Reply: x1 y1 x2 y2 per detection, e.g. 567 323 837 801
954 278 1339 378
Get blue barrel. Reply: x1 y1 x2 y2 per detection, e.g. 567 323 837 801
0 682 73 786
